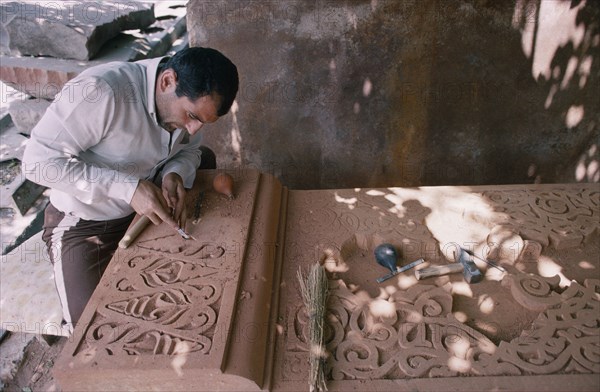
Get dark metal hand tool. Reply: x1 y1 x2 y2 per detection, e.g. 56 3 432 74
455 246 483 284
374 243 424 283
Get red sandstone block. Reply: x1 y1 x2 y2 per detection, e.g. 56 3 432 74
53 180 600 391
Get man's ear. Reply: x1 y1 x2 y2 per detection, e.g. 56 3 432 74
159 69 178 93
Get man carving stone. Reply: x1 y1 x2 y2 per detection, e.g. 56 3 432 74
22 47 239 332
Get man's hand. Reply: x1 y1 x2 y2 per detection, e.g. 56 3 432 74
162 172 187 229
130 180 178 228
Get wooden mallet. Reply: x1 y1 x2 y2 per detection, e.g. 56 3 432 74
118 215 151 249
415 263 464 280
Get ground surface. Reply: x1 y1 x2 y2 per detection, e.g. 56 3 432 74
0 2 189 387
2 335 66 392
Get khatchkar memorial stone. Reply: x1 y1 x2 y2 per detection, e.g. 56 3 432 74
54 175 599 391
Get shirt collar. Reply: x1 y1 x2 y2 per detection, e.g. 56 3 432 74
141 56 169 124
170 129 190 146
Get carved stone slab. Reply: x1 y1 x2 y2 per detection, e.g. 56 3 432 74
272 183 599 391
53 180 599 391
53 169 285 391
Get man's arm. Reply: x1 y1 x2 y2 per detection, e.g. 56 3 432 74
22 76 178 228
22 77 138 204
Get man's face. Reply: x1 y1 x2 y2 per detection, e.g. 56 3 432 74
156 69 220 135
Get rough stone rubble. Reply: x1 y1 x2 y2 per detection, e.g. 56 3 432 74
0 1 189 388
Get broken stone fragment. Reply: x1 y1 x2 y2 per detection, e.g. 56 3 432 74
0 127 27 162
0 1 155 60
8 99 51 135
0 9 186 99
12 179 46 215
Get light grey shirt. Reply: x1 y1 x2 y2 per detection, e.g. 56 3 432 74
22 57 202 220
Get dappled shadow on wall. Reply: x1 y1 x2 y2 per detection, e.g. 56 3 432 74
513 0 599 182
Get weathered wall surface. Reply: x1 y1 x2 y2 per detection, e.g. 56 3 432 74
187 0 599 189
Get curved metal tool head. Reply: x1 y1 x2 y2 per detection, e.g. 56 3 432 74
374 243 398 273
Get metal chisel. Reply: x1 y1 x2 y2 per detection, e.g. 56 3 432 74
376 258 425 283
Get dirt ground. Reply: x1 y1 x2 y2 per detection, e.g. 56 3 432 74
2 335 67 392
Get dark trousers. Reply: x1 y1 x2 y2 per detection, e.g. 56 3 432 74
42 203 134 331
42 147 217 331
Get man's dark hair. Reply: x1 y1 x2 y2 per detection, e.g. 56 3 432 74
160 47 239 116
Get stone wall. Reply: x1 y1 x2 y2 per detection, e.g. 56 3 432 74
187 0 599 189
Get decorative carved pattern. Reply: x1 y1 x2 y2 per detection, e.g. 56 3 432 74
479 278 600 375
287 281 496 380
67 171 261 369
137 235 226 258
296 206 361 235
81 313 211 356
285 277 600 380
503 273 563 311
76 253 223 357
294 194 433 241
107 286 220 332
277 184 599 388
483 188 599 249
117 256 220 292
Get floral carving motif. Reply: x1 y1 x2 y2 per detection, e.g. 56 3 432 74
117 256 220 292
77 253 223 357
286 277 600 380
503 273 563 311
482 188 599 249
479 279 600 375
136 234 226 258
82 314 211 356
106 286 219 332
